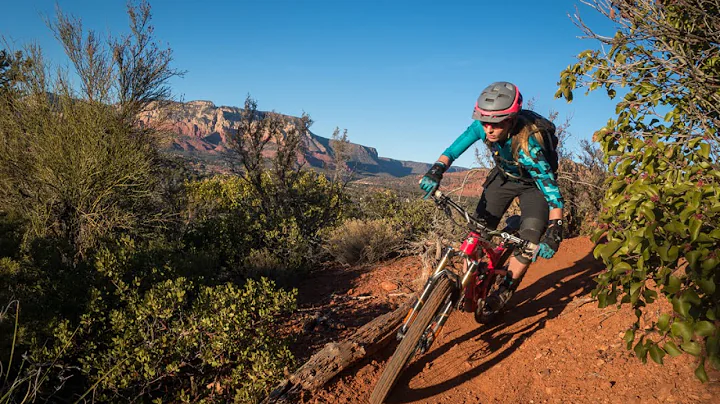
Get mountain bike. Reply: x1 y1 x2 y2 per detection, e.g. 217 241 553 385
369 190 538 404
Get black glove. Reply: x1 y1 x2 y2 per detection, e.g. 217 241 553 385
537 219 563 260
419 162 446 198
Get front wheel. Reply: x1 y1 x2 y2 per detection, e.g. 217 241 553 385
369 276 453 404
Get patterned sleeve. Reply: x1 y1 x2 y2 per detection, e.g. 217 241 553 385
517 138 565 210
441 120 486 165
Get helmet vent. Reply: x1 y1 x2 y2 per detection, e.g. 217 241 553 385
472 81 523 122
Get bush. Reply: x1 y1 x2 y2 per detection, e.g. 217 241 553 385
81 277 295 403
26 279 294 403
324 218 405 265
185 171 344 278
0 4 182 261
348 189 435 240
559 0 720 380
0 4 307 403
557 140 608 237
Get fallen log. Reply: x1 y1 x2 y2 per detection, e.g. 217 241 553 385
263 297 414 403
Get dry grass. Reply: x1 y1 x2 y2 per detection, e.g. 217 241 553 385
324 219 405 265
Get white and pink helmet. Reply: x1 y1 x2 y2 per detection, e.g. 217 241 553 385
472 82 523 123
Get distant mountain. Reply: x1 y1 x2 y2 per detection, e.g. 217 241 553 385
139 100 467 177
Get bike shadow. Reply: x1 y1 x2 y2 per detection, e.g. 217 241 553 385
386 250 604 403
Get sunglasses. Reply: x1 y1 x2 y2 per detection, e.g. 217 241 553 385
482 118 512 128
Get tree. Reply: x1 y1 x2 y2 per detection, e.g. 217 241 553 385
51 1 182 128
0 50 33 95
329 126 353 183
557 0 719 380
0 1 183 259
224 95 346 272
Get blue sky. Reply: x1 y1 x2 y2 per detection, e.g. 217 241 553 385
2 0 620 168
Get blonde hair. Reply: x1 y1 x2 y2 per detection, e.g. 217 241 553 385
510 113 552 160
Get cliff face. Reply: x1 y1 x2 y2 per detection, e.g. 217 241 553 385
140 100 464 177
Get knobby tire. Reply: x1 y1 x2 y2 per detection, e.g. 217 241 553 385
369 276 453 404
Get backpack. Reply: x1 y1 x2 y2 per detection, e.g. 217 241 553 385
519 109 559 175
490 109 559 181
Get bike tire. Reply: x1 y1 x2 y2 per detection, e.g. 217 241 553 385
369 275 453 404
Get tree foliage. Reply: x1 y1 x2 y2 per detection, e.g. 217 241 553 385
0 1 183 260
51 1 183 125
0 2 304 403
224 95 347 271
558 0 720 380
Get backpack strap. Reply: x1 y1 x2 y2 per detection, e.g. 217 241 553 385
517 110 559 175
488 110 559 182
489 142 535 184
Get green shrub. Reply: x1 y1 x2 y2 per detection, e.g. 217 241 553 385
75 277 296 403
349 189 435 240
559 0 720 380
185 171 343 277
0 4 183 261
1 4 310 403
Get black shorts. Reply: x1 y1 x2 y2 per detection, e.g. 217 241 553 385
475 168 549 244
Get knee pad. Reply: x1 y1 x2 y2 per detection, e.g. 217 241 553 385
513 217 546 263
518 217 545 244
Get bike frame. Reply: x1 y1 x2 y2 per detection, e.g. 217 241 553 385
459 231 511 314
397 190 532 348
397 232 510 342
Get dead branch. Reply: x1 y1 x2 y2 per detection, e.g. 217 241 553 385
263 298 413 403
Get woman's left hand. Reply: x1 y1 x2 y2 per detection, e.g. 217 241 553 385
534 220 563 261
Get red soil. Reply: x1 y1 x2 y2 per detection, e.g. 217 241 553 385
287 237 720 404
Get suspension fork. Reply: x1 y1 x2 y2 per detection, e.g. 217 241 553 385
419 258 481 351
398 247 456 339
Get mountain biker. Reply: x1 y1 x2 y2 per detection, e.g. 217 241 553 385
419 81 564 315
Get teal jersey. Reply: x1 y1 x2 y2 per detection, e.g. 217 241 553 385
442 121 565 209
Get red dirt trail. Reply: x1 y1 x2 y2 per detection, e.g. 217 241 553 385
288 237 720 404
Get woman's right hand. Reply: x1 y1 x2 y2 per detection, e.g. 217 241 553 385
419 162 446 198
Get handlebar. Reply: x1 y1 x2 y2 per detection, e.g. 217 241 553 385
431 190 539 256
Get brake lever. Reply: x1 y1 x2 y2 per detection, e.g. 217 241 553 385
431 191 451 216
498 232 538 257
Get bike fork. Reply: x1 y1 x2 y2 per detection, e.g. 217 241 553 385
397 247 454 340
417 260 478 352
418 295 454 354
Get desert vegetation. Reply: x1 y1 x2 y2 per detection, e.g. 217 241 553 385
0 3 449 402
1 0 717 403
0 3 312 402
558 0 720 381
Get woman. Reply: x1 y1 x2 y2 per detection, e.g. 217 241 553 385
419 81 564 314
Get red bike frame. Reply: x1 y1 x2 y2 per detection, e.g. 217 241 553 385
396 190 532 345
458 230 510 315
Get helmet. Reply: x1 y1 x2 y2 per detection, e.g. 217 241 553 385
472 82 523 123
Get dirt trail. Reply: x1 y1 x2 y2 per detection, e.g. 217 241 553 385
289 237 720 404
